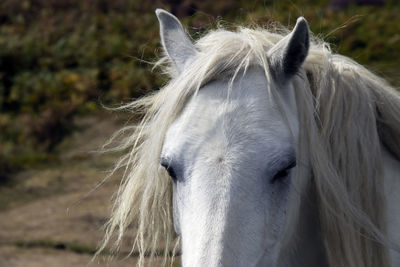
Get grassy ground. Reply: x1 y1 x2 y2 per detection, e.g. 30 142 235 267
0 113 181 266
0 113 123 265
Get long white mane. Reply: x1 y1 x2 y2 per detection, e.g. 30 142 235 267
97 23 400 267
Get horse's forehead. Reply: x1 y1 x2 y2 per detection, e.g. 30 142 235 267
189 68 274 114
164 67 294 158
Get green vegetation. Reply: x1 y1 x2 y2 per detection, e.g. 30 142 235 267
1 0 399 178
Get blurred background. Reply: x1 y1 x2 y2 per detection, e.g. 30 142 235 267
0 0 399 266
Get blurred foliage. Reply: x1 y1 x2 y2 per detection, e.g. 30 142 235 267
0 0 399 177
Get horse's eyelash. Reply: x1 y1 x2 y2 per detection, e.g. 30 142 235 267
270 159 297 183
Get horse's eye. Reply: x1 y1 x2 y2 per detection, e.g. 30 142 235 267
161 161 177 182
271 160 296 184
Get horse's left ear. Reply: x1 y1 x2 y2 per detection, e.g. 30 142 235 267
267 17 310 81
156 9 197 73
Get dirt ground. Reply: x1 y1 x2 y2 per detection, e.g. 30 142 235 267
0 113 170 266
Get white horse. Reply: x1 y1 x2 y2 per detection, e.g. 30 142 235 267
98 9 400 267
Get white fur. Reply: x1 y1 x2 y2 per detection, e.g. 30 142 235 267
162 67 299 266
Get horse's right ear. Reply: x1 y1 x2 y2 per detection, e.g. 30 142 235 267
156 9 197 73
267 17 310 82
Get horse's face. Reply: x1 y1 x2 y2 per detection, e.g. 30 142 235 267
162 67 299 266
157 9 309 266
